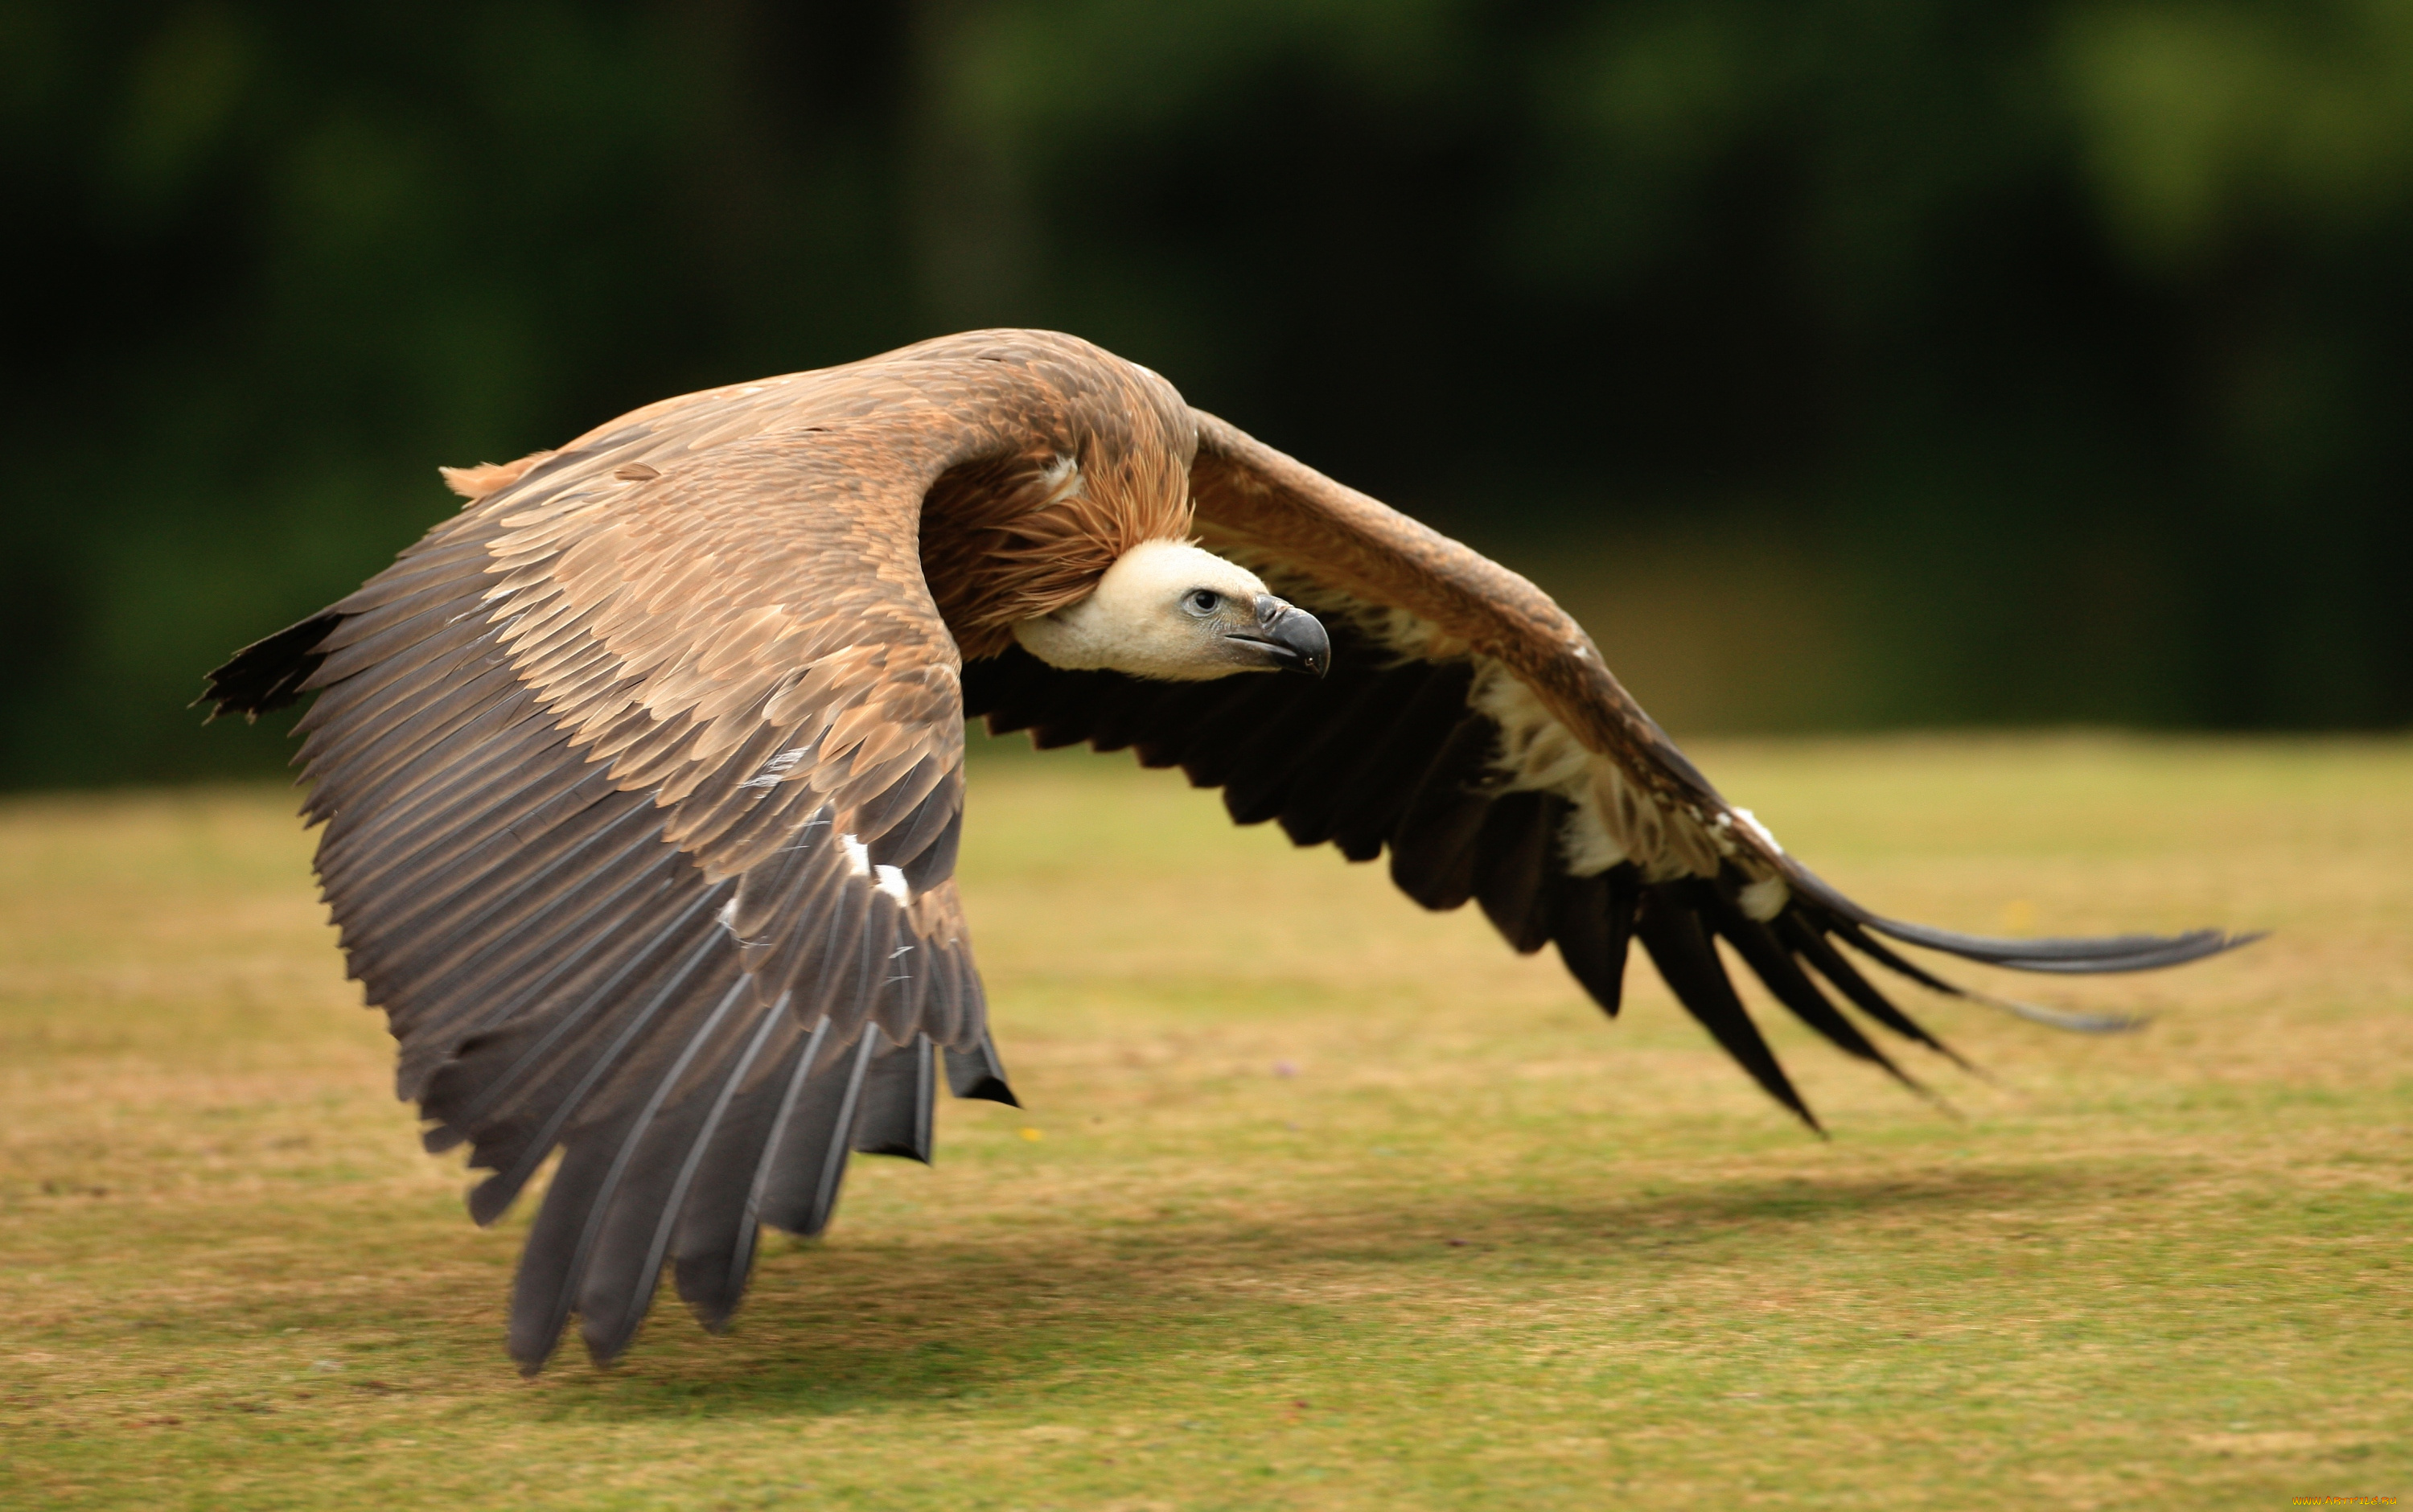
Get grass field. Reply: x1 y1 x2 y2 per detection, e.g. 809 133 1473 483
2 735 2407 1510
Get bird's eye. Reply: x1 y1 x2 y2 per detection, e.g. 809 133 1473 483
1184 589 1222 615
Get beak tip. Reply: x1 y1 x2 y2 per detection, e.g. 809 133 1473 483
1277 608 1330 678
1237 598 1330 676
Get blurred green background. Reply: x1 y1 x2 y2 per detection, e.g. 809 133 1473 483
4 0 2408 787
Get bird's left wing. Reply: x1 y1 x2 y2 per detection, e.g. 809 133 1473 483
964 411 2254 1128
205 385 1013 1372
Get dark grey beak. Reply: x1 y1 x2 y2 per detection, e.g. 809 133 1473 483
1231 594 1330 677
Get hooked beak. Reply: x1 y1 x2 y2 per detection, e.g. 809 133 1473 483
1227 594 1330 677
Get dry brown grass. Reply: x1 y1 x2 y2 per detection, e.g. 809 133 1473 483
2 735 2407 1510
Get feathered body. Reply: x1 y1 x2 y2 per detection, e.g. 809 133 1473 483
204 330 2248 1373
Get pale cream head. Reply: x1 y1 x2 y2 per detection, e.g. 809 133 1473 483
1011 540 1330 681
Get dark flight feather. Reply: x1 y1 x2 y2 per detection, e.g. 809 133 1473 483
1385 715 1503 910
1552 867 1638 1017
853 1035 939 1162
1633 888 1822 1132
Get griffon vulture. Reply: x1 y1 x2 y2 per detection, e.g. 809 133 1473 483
204 329 2248 1373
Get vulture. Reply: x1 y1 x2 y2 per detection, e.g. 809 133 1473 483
203 329 2248 1373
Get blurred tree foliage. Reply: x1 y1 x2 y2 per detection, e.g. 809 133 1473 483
2 0 2407 786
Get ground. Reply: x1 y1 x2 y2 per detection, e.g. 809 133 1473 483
1 735 2406 1510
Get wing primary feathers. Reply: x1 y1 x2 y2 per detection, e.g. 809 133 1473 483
294 655 529 824
1696 885 1941 1105
428 860 713 1137
559 975 763 1370
317 735 599 938
1632 886 1823 1133
293 615 498 736
333 760 639 986
506 959 750 1374
1952 994 2155 1034
1551 866 1638 1017
1786 865 2254 974
944 1028 1018 1106
1870 916 2255 973
1828 917 2148 1036
674 1015 828 1332
199 612 342 721
852 1034 939 1161
587 988 796 1352
1773 912 1970 1069
291 617 504 746
301 594 479 692
755 1029 882 1237
1827 917 1963 996
311 696 577 896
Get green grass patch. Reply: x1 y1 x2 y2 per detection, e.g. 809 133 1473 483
2 736 2407 1509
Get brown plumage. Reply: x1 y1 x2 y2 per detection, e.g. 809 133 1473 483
204 328 2251 1373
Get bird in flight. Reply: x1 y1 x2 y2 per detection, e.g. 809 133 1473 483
204 330 2247 1373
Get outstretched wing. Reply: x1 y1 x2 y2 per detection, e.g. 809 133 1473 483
963 410 2254 1128
204 376 1014 1374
